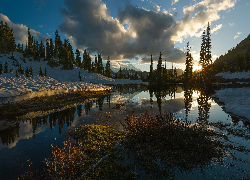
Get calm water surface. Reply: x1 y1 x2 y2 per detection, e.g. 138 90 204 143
0 85 250 180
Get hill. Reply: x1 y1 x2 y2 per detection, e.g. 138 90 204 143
213 34 250 73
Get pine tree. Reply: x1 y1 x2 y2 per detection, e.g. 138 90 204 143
46 39 50 60
105 56 112 78
79 71 81 81
0 62 2 75
18 64 24 74
39 65 43 77
29 65 33 76
222 60 227 72
4 61 8 73
44 67 47 77
204 22 212 71
97 53 103 74
75 49 81 67
157 52 163 80
15 70 18 77
185 42 193 82
149 54 153 79
49 38 54 59
25 67 30 77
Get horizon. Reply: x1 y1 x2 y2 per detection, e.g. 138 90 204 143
0 0 249 72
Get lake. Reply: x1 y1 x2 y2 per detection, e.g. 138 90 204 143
0 84 250 179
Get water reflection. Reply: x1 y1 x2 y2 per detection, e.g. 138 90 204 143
0 84 250 180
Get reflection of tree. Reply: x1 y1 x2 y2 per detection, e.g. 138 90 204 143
85 102 93 115
184 86 193 123
97 96 105 111
106 95 111 110
77 105 82 117
148 85 180 114
0 123 19 146
197 89 211 123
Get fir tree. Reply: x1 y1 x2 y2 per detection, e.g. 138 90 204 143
75 49 81 67
49 38 54 59
149 54 153 79
222 60 227 72
29 65 33 76
44 67 47 77
185 42 193 82
39 65 43 77
157 52 163 80
97 53 103 74
25 67 30 77
0 62 2 75
4 61 8 73
18 64 24 74
105 56 112 78
79 71 81 81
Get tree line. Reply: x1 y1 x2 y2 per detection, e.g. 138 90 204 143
0 21 112 78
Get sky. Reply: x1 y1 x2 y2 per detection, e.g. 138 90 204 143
0 0 249 71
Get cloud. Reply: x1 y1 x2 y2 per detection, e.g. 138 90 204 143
234 32 242 39
211 24 222 34
38 25 43 28
58 0 237 64
229 22 234 26
0 13 50 45
171 0 179 5
171 0 237 42
58 0 186 63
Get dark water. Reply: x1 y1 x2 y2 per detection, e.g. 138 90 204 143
0 85 250 180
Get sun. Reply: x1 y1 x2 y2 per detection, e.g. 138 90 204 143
193 64 202 72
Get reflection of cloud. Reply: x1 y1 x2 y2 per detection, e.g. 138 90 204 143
1 121 48 149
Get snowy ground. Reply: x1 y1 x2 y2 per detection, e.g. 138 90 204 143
0 52 146 99
215 71 250 79
212 71 250 120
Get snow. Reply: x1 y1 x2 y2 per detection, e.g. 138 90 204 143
211 87 250 120
212 71 250 120
0 52 146 99
215 71 250 79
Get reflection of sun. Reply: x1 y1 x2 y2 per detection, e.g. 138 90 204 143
193 64 202 71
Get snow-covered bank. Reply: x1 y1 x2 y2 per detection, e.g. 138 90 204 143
212 71 250 120
0 52 146 98
215 71 250 79
211 87 250 120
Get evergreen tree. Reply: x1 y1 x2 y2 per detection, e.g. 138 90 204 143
79 71 81 81
185 42 193 82
75 49 81 67
25 67 30 77
46 39 50 60
205 22 212 68
15 70 18 77
105 56 112 78
157 52 163 80
18 64 24 74
39 65 43 76
4 61 8 73
44 67 47 77
29 65 33 76
0 62 2 75
49 38 54 59
222 60 227 72
97 53 103 74
149 54 153 79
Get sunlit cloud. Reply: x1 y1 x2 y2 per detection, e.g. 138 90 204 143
229 22 234 26
211 24 222 34
0 13 50 45
234 32 242 39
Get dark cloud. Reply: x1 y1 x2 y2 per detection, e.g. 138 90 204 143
58 0 186 63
